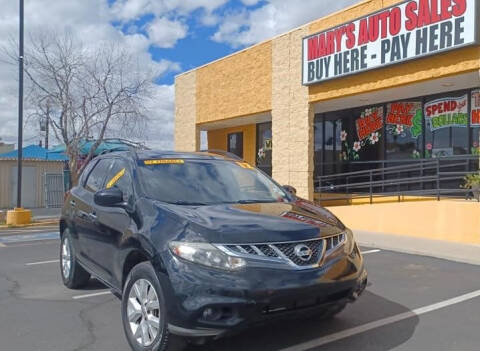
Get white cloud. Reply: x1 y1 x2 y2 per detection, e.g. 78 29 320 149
111 0 229 21
213 0 361 48
147 17 188 48
143 84 175 150
241 0 261 6
0 0 178 150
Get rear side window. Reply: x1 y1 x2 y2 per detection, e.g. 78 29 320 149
85 159 112 193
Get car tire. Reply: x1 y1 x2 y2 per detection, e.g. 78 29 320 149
60 229 91 289
122 262 169 351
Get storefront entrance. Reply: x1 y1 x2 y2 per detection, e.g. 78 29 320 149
256 122 272 176
314 88 480 195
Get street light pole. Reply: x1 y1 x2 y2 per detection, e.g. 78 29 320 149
16 0 24 208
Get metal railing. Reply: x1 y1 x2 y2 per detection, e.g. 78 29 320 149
315 155 480 204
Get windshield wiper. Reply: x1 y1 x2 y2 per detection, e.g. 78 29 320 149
169 201 210 206
234 200 278 204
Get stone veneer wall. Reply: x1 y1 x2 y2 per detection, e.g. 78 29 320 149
272 26 314 200
174 71 199 152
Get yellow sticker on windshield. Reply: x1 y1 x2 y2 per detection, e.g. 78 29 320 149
144 159 185 165
106 168 125 189
236 162 254 170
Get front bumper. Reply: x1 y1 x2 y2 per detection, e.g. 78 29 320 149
155 243 367 338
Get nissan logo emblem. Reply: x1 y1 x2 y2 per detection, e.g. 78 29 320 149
294 244 313 262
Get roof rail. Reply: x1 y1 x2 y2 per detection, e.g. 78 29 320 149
200 149 243 161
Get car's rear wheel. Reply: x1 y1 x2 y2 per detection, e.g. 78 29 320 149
122 262 169 351
60 229 90 289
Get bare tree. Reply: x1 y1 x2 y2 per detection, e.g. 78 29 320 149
19 32 154 185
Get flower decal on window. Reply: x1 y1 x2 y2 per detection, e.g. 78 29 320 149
369 132 380 144
340 130 348 142
353 141 362 152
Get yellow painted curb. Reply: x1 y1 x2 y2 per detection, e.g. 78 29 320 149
6 208 32 226
0 219 58 229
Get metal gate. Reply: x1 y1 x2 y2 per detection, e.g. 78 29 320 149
44 173 64 208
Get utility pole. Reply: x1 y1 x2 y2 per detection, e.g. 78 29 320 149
45 104 49 150
16 0 24 208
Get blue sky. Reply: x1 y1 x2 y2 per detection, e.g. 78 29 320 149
109 0 361 85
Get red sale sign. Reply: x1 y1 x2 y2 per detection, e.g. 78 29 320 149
356 108 384 140
472 90 480 126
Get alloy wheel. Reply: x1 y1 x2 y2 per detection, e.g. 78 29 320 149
127 278 161 347
61 237 72 279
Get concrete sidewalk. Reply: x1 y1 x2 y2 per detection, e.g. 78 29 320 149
355 230 480 266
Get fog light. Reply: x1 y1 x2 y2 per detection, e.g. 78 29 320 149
202 307 222 321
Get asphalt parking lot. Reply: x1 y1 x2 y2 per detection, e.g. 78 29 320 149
1 227 480 351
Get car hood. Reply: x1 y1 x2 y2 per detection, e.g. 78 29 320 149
160 199 346 244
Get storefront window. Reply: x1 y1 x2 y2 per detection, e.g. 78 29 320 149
424 94 469 157
471 90 480 156
385 101 423 159
314 88 480 195
227 132 243 158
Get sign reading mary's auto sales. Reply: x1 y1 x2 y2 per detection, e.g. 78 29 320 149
302 0 478 85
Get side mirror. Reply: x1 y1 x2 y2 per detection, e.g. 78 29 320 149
94 187 124 207
283 185 297 196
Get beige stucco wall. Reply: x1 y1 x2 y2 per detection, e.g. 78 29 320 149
196 42 272 124
272 27 314 200
174 71 199 152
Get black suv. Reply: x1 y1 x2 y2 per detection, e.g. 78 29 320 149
60 150 367 351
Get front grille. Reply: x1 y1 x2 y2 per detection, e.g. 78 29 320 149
224 233 346 268
274 240 323 266
325 232 346 251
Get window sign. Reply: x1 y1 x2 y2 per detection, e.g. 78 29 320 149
356 107 384 140
471 89 480 126
341 107 383 161
424 94 468 131
386 101 423 138
303 0 478 85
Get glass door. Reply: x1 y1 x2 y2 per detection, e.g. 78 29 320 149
256 122 272 176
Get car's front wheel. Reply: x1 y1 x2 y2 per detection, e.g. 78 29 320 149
60 229 90 289
122 262 169 351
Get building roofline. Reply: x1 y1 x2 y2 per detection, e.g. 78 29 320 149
175 0 374 79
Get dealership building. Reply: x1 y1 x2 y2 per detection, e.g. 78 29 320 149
175 0 480 202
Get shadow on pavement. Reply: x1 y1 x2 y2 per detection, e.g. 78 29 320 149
173 291 418 351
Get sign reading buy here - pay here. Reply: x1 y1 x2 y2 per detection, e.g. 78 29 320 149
302 0 478 85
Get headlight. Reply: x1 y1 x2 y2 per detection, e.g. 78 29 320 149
344 229 355 254
169 242 246 271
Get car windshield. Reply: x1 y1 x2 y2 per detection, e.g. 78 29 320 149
138 159 291 205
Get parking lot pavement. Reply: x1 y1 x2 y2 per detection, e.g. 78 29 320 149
1 229 480 351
